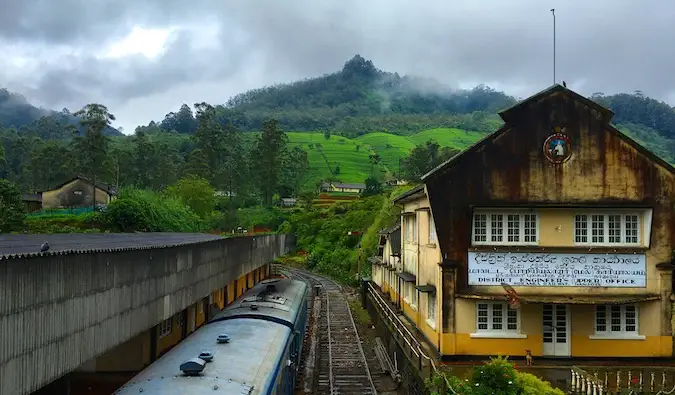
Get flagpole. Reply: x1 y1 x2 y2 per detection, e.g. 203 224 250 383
551 8 556 85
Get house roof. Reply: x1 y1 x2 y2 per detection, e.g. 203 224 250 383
334 182 366 189
378 223 401 236
0 233 224 261
41 176 117 195
392 184 425 204
22 193 42 202
421 84 675 181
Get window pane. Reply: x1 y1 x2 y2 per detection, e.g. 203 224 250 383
506 308 518 330
625 215 639 244
491 214 503 243
491 303 503 330
507 214 520 243
575 214 588 243
477 303 488 330
610 305 621 332
474 214 487 243
624 305 637 332
608 215 621 243
524 214 537 243
591 214 605 243
595 305 607 332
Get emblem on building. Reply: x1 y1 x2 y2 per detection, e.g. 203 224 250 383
543 127 572 164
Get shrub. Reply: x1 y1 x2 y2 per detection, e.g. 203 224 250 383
164 175 216 218
517 372 565 395
0 179 25 232
102 188 203 232
24 212 104 234
426 356 564 395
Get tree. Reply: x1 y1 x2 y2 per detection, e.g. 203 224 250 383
0 179 25 232
73 103 114 209
278 145 310 197
361 177 382 197
401 140 459 181
252 119 288 206
368 153 381 177
165 175 216 218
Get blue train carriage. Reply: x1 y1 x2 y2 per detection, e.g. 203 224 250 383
112 278 309 395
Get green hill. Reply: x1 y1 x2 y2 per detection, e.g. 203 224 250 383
286 128 486 186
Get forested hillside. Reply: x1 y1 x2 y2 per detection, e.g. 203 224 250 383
0 88 122 139
1 54 675 197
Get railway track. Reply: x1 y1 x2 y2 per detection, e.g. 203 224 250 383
282 266 378 395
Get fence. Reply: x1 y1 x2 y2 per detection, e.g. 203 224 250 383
364 281 438 380
571 366 675 395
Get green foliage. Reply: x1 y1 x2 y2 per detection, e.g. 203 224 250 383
287 195 386 283
0 179 25 232
236 206 287 230
425 357 564 395
101 188 203 232
401 139 460 180
165 175 216 218
361 177 383 197
517 372 565 395
23 212 103 234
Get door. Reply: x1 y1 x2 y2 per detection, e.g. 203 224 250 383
542 304 570 356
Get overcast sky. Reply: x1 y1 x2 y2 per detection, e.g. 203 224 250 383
1 0 674 133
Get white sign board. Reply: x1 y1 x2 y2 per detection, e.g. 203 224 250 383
467 251 646 287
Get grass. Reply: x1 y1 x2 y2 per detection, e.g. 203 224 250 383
286 127 486 187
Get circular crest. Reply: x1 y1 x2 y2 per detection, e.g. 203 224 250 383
543 127 572 164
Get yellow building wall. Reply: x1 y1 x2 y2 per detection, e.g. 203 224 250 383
247 272 254 288
157 316 183 357
227 281 236 304
195 300 206 328
447 299 671 358
236 276 247 297
470 207 660 298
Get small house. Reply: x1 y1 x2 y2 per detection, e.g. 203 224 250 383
40 176 117 210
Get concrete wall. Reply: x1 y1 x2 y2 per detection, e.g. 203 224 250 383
0 233 293 395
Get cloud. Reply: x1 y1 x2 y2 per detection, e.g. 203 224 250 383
0 0 674 133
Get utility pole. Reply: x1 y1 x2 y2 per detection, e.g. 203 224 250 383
551 8 556 85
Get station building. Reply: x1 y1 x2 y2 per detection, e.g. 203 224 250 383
373 84 675 360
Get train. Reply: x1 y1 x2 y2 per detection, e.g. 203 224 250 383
113 277 309 395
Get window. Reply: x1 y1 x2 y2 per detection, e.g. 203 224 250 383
472 211 538 245
594 305 638 336
429 215 437 244
574 213 640 246
404 215 417 242
427 294 436 322
476 302 519 333
158 318 172 338
412 286 418 308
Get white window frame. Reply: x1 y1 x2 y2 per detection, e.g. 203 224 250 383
573 212 642 247
590 304 645 340
471 210 539 246
411 285 418 310
158 318 172 338
429 214 437 245
470 301 526 339
403 214 417 243
426 294 437 329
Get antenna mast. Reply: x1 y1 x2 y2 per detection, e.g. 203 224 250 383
551 8 556 85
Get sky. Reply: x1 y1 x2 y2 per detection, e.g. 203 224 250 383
1 0 674 134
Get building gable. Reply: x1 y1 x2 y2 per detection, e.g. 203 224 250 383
422 84 675 288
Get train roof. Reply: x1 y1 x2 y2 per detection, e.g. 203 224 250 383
113 318 290 395
212 277 308 327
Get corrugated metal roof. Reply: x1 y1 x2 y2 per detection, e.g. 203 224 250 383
0 233 225 261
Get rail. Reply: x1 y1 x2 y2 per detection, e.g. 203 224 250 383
365 281 438 376
282 267 377 394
